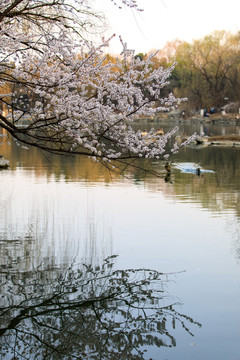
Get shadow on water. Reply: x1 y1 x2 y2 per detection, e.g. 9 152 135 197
0 255 201 360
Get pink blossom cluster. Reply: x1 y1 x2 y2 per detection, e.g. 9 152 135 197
0 0 191 164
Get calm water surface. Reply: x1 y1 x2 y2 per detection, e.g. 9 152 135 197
0 120 240 359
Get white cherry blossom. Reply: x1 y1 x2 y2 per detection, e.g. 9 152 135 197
0 0 195 174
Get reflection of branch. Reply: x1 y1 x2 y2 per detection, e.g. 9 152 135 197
0 256 201 359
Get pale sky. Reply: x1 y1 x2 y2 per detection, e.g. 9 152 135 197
93 0 240 55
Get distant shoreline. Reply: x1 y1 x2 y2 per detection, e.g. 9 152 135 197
135 112 240 125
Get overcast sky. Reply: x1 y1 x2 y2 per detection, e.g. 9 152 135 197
92 0 240 54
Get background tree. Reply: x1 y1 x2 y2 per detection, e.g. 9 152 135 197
171 31 240 111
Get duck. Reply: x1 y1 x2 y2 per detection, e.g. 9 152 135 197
164 161 171 173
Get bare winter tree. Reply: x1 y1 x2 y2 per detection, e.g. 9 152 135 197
0 0 195 174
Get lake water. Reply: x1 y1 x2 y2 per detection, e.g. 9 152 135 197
0 119 240 359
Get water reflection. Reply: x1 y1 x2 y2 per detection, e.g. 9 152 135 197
0 122 240 359
0 168 114 270
226 217 240 261
0 256 201 360
1 134 240 259
142 146 240 219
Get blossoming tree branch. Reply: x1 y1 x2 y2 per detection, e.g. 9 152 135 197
0 0 194 173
